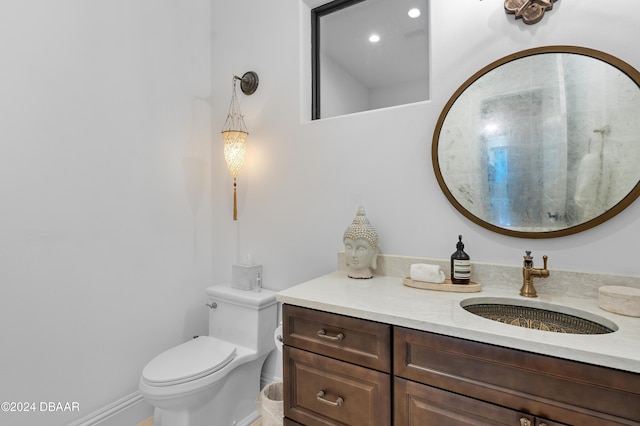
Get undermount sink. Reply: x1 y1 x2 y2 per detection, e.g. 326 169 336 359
461 297 617 335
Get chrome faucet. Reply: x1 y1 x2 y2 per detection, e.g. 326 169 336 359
520 251 549 297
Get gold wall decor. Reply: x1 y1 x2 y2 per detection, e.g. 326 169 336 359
504 0 557 25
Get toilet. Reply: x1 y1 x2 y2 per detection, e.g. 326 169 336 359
139 284 278 426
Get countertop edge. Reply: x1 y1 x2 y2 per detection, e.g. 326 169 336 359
276 272 640 374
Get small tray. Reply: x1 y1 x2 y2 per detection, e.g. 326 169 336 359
403 277 482 292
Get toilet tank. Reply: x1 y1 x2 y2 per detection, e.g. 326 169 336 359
206 284 277 356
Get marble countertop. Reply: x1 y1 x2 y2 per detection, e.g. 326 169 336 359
276 271 640 374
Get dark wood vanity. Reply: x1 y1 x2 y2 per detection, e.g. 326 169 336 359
282 304 640 426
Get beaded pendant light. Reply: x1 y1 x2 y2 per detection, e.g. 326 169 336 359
221 71 258 220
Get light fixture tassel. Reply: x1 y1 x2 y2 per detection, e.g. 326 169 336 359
233 178 238 221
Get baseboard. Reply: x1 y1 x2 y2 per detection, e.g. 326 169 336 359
68 376 278 426
238 410 260 426
260 372 282 390
67 391 153 426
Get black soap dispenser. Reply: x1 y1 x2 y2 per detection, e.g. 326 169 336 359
450 235 471 284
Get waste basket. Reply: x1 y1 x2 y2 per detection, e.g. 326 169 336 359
257 381 283 426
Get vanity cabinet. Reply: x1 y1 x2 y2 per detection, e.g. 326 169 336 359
282 304 391 425
282 304 640 426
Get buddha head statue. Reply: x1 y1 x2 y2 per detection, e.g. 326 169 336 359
343 206 379 279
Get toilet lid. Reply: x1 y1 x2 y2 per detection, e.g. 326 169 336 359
142 337 236 386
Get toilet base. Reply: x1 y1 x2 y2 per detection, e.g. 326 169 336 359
150 354 266 426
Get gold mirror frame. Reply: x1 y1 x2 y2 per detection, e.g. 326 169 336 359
432 46 640 238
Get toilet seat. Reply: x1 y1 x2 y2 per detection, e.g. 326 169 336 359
142 337 236 386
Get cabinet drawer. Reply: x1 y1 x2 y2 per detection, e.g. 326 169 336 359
283 304 391 372
394 377 556 426
394 327 640 425
284 346 391 426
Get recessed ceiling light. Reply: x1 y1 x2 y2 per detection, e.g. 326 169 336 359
408 8 421 18
369 34 380 43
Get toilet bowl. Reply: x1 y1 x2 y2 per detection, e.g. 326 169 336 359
139 284 277 426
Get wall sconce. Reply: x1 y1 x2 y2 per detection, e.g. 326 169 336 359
221 71 259 220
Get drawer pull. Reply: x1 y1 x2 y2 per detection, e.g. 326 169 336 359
317 329 344 342
316 390 344 407
519 418 532 426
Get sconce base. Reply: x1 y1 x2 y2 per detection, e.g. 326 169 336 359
238 71 259 95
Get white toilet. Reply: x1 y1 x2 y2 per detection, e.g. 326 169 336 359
139 284 278 426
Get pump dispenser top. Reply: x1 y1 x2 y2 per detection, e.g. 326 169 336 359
450 235 471 284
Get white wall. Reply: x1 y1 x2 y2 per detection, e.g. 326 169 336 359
369 78 429 111
2 1 640 425
320 52 369 118
0 1 213 425
212 0 640 288
212 0 640 380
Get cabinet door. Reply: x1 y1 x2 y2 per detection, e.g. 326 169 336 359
394 377 537 426
284 346 391 426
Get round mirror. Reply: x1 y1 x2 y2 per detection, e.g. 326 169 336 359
433 46 640 238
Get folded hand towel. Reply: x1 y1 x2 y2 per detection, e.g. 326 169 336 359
410 263 445 284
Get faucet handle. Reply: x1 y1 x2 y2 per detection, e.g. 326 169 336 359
542 255 548 269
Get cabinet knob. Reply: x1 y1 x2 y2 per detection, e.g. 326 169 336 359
316 390 344 407
317 329 344 342
519 418 532 426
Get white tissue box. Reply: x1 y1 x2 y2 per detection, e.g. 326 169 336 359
231 264 262 291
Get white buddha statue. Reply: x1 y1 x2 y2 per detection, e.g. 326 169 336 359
343 206 380 279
